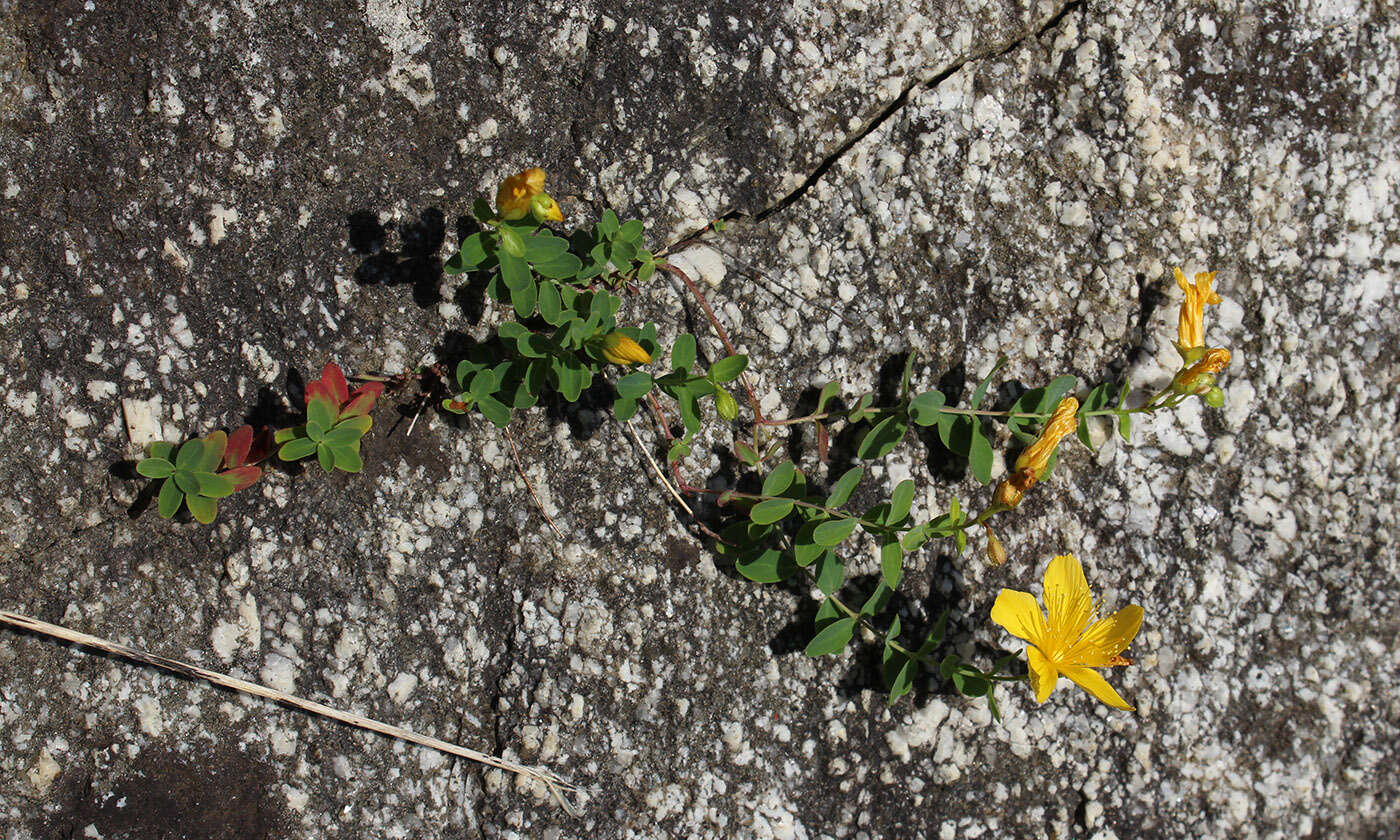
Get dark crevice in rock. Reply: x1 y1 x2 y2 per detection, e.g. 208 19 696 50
667 0 1085 247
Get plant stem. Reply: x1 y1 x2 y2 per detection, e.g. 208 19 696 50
660 263 767 423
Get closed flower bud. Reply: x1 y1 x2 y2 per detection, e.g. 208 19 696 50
1173 347 1231 394
985 525 1008 566
529 193 564 223
1203 386 1225 408
715 388 739 422
599 332 652 366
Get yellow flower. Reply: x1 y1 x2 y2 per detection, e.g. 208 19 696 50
1173 267 1222 356
495 168 563 222
992 396 1079 509
1174 347 1232 394
991 554 1144 710
598 333 652 366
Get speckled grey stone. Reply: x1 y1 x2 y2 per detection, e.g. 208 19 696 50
2 0 1398 838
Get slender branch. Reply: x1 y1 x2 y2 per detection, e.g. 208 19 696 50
503 429 565 542
0 610 582 815
659 264 767 423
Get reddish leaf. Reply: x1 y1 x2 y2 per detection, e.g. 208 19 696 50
245 427 274 464
321 362 350 405
224 425 253 468
220 465 262 492
342 381 385 417
305 380 335 409
200 430 228 472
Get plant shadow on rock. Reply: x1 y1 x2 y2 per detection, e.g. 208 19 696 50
347 208 447 308
31 741 288 840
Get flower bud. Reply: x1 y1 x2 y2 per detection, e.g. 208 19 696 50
984 525 1007 566
1173 347 1231 394
529 192 564 223
498 225 525 259
599 332 652 366
1203 386 1225 408
715 387 739 422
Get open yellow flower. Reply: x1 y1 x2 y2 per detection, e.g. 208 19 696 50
992 396 1078 509
991 553 1144 710
495 167 564 222
1173 267 1222 357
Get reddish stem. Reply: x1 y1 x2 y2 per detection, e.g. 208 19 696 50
660 264 767 423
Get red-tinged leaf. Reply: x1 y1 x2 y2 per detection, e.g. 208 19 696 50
224 425 253 468
220 465 262 492
338 389 378 417
245 428 274 464
305 380 335 409
816 422 829 464
321 362 350 405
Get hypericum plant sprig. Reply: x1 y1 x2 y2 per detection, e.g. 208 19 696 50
135 424 270 523
127 164 1237 723
275 363 384 473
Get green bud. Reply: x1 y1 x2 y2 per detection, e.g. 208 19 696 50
529 192 563 223
1203 386 1225 408
498 226 525 259
715 387 739 422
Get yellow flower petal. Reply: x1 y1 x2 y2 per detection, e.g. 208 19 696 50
1068 605 1144 666
990 589 1047 645
1027 646 1059 703
1061 665 1134 710
1043 553 1093 641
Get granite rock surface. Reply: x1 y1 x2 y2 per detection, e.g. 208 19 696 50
1 0 1398 838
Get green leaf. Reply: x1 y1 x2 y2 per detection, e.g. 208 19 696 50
814 550 844 595
671 334 696 372
971 355 1008 409
955 672 990 698
307 396 336 433
917 610 949 656
804 617 856 657
812 517 859 546
883 650 917 705
533 252 584 280
331 444 363 473
472 198 494 222
940 414 975 457
762 460 796 497
1118 380 1133 408
334 415 373 436
148 441 175 461
968 425 994 485
825 467 862 507
510 277 538 318
667 438 691 464
538 281 564 324
618 219 644 242
173 470 200 496
616 371 653 400
708 355 748 383
195 472 236 499
860 583 893 616
816 381 841 413
157 478 183 519
316 443 335 472
322 425 365 448
498 249 532 291
908 389 946 426
1118 412 1132 442
477 395 511 428
613 396 638 421
735 546 797 583
450 233 487 272
900 524 929 552
793 524 826 566
185 494 217 524
880 536 903 589
136 458 175 479
610 238 637 264
814 598 843 632
174 439 204 471
597 209 620 238
750 498 794 525
521 231 569 262
278 437 318 461
305 417 328 441
888 479 915 524
857 415 907 460
733 441 760 466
